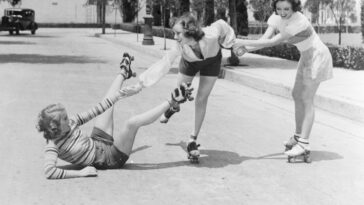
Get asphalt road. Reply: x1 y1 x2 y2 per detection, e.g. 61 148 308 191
0 28 363 205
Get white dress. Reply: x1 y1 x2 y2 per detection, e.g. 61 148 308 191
267 12 333 82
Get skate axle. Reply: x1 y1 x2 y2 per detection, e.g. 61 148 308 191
287 151 311 163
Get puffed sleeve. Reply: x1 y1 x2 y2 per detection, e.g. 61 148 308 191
210 19 236 48
267 14 280 30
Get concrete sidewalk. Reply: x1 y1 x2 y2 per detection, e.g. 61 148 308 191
94 29 364 123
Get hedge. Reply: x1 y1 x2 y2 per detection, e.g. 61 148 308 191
116 23 364 70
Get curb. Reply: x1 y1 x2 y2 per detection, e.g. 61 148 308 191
223 68 364 123
96 34 364 123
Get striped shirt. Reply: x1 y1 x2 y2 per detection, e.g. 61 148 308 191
44 90 126 179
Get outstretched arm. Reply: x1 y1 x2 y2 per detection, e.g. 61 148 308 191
139 44 180 87
233 26 291 54
44 142 97 179
74 85 141 126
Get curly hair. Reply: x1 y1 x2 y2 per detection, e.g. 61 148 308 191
170 12 205 41
271 0 302 14
36 103 67 141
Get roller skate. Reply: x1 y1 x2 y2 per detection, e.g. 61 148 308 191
160 82 194 123
187 140 200 163
160 104 180 123
283 135 299 151
120 52 136 79
284 141 311 163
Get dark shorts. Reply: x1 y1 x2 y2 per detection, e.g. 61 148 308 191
90 127 129 169
179 50 222 77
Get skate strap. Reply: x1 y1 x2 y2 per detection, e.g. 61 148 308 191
297 139 309 144
293 135 300 142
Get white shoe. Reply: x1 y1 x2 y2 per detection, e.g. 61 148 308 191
284 143 310 157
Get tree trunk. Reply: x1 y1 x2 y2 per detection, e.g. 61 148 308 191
338 17 342 45
228 0 237 33
153 2 162 26
180 0 190 15
228 0 239 66
237 0 248 36
204 0 215 26
362 0 364 42
102 1 106 34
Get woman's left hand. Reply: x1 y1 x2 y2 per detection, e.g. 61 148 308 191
232 42 248 57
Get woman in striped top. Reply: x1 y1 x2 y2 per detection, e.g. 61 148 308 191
37 63 193 179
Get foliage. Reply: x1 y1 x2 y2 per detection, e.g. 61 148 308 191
236 0 248 36
251 42 364 70
204 0 215 26
191 0 204 20
305 0 357 44
250 0 272 23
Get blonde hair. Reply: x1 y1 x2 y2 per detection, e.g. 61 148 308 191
36 103 67 141
170 12 205 41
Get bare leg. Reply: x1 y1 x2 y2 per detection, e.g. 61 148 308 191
113 101 171 155
192 76 218 137
292 79 320 139
94 74 125 136
177 72 194 87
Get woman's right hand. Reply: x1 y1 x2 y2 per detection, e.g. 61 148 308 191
80 166 98 177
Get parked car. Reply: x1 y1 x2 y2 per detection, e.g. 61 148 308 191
0 8 38 35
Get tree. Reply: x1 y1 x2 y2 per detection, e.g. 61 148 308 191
228 0 239 66
328 0 357 45
179 0 190 15
362 0 364 42
204 0 215 26
305 0 357 45
216 0 228 21
236 0 248 36
250 0 273 34
191 0 204 21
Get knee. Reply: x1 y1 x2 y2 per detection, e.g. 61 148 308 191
292 91 314 105
125 116 140 130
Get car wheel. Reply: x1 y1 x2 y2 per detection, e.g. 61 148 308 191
31 29 36 35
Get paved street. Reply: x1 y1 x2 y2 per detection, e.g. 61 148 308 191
0 28 363 205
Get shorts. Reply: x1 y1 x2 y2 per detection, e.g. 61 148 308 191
296 44 333 83
179 50 222 77
90 127 129 169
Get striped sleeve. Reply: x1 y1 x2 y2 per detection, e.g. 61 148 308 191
44 142 67 179
73 90 125 125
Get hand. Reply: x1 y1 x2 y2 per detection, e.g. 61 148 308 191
80 166 97 177
119 83 142 97
171 82 194 104
232 43 248 57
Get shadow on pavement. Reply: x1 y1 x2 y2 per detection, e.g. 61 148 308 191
0 54 106 64
0 41 36 45
123 141 252 170
0 34 56 38
256 150 343 162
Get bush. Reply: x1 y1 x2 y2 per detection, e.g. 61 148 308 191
116 23 364 70
252 43 364 70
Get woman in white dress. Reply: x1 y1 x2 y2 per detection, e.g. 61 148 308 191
233 0 333 159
